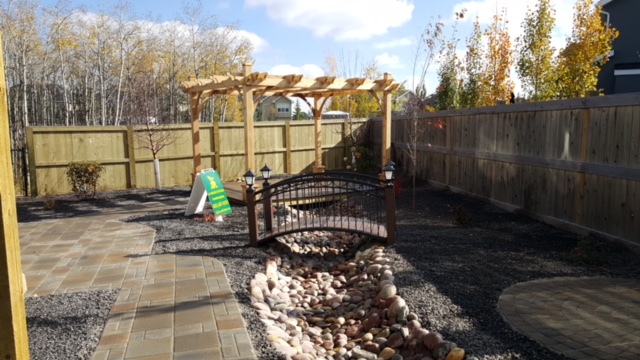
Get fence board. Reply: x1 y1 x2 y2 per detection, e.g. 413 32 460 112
26 119 367 196
631 107 640 167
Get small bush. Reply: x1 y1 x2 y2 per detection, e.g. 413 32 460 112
41 186 57 210
65 161 105 199
570 234 630 266
451 205 472 226
354 146 377 175
570 236 605 266
43 196 57 211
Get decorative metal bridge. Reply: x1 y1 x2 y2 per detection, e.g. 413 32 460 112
246 171 396 246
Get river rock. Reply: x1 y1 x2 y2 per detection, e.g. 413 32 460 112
433 341 457 360
388 297 406 319
250 286 264 302
445 347 465 360
377 284 397 300
380 347 396 360
423 332 444 351
352 347 378 360
363 341 380 354
407 320 421 333
291 354 314 360
265 258 278 281
405 328 429 352
252 302 270 312
387 331 404 348
407 312 419 322
268 325 291 340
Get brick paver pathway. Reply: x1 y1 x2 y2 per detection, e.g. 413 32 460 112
19 204 257 360
498 277 640 360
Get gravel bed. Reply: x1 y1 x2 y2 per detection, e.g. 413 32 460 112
18 185 640 359
26 290 119 360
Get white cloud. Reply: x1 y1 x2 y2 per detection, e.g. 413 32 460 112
245 0 414 41
236 29 269 53
269 64 325 77
375 53 405 69
374 37 413 49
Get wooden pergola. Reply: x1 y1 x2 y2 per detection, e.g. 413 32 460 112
180 63 399 178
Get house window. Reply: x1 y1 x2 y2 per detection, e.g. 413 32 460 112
277 107 289 113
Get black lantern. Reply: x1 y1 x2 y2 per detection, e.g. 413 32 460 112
383 162 395 184
260 164 272 187
244 170 256 189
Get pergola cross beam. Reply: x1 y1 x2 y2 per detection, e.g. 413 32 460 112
180 63 398 178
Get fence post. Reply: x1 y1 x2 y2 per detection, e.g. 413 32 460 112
262 181 273 232
126 126 137 189
577 108 590 226
25 127 37 196
285 120 292 173
343 118 350 167
246 186 259 247
213 121 221 175
385 182 396 245
20 147 27 196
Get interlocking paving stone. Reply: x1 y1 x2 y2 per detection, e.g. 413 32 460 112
20 201 256 360
499 277 640 360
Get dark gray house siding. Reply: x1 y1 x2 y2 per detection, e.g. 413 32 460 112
598 0 640 94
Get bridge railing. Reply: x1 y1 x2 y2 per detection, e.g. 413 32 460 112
246 171 396 246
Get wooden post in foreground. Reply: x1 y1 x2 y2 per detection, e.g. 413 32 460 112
246 187 259 247
0 33 31 360
189 87 202 183
312 95 325 173
385 181 397 245
381 73 393 168
243 63 256 173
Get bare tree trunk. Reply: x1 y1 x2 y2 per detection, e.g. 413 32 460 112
21 51 29 127
58 47 69 126
114 48 125 125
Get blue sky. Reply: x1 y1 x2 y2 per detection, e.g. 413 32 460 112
45 0 580 94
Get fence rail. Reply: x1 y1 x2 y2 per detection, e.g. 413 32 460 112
26 119 367 196
371 93 640 244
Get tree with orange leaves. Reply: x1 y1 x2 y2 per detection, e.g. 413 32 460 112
556 0 618 98
479 8 514 106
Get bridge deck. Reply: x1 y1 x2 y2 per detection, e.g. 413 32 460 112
225 180 349 205
260 216 387 241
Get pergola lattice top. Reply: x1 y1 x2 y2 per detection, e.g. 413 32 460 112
180 63 397 178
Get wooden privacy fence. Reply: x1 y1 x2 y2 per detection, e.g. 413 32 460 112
26 119 367 196
371 93 640 244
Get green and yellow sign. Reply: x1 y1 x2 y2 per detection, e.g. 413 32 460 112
201 170 232 215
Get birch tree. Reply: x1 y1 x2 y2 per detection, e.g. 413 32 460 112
516 0 556 101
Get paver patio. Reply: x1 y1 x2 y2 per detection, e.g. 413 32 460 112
498 277 640 360
19 203 257 360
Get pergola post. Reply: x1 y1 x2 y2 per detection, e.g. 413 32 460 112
0 34 30 360
381 73 393 168
189 86 202 182
312 95 325 173
243 63 256 173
